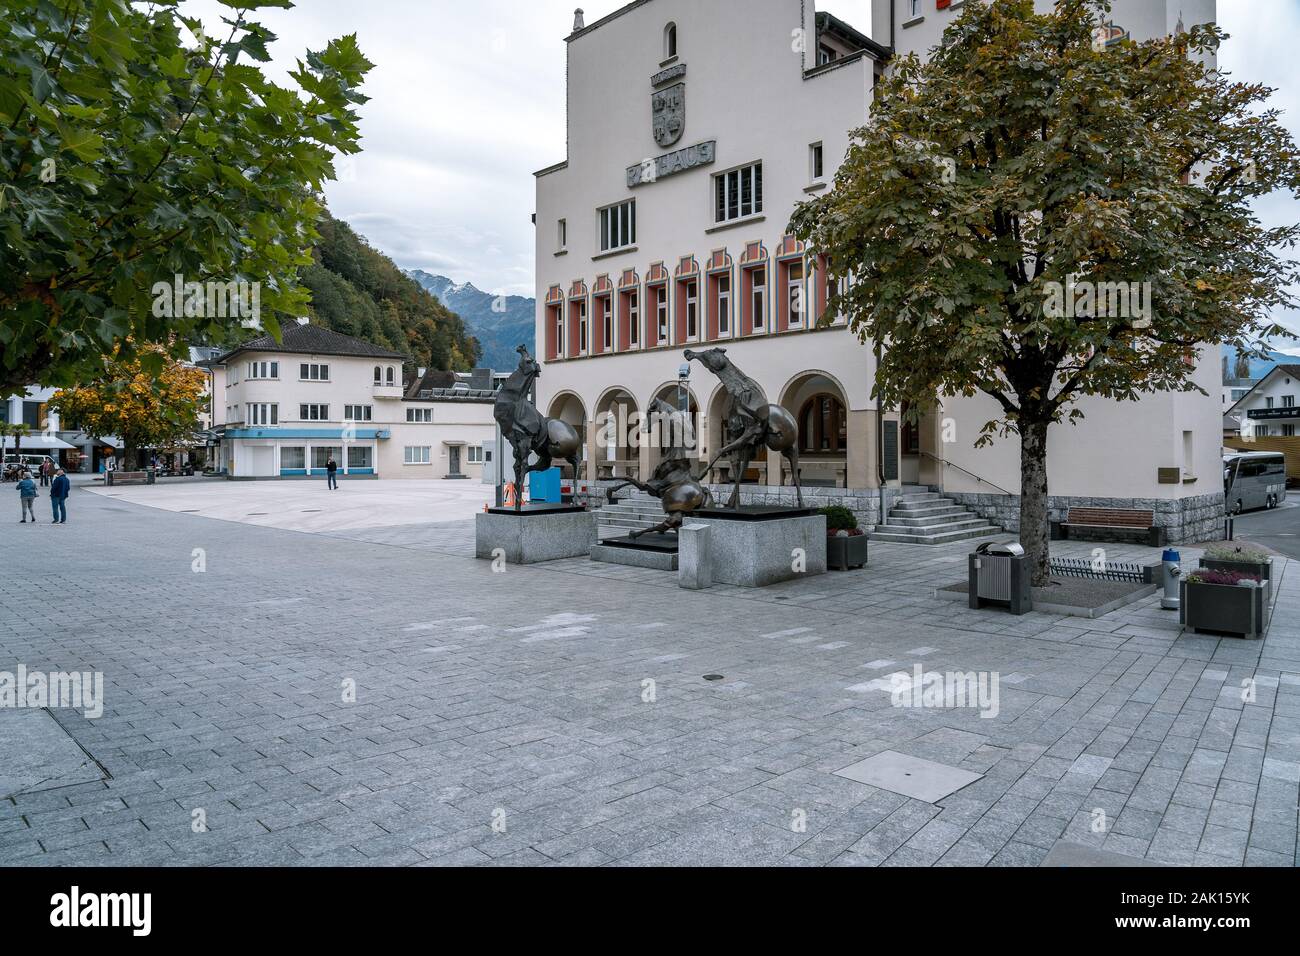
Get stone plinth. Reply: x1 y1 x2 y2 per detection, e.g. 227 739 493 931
678 523 713 590
691 508 827 587
476 505 595 564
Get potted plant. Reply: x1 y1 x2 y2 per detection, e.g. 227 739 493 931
820 505 868 571
1200 544 1272 581
1180 569 1267 639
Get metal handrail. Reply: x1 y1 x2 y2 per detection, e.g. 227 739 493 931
918 450 1016 497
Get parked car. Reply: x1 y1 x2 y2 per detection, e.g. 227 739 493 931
1 454 52 481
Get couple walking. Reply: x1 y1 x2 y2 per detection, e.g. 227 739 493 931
17 468 71 523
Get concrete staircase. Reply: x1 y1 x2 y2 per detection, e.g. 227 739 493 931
595 491 665 539
871 488 1001 545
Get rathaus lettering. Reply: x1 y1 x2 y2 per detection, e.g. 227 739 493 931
627 141 716 188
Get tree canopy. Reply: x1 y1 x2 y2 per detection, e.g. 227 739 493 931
0 0 374 394
792 0 1300 582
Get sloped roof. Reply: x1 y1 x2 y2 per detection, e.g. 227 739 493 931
214 323 409 364
1225 363 1300 415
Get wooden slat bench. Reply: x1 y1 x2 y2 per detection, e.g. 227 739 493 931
1054 507 1162 546
105 470 154 487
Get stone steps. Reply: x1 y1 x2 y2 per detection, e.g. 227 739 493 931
873 490 1002 545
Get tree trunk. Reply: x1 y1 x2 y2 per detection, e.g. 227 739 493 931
1019 419 1051 587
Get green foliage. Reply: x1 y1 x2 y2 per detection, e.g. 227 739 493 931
0 0 374 393
303 213 480 371
791 0 1300 584
791 0 1298 434
819 505 859 531
1202 544 1271 563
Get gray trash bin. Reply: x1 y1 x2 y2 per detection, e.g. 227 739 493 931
968 541 1032 615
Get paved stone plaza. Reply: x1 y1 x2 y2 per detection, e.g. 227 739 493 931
0 484 1297 867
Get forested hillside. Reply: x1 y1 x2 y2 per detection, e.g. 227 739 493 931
300 213 480 371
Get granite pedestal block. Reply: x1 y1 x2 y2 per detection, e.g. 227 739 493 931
693 510 826 587
475 506 596 564
678 523 713 590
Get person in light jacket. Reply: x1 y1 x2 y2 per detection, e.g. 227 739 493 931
50 468 70 523
17 472 37 523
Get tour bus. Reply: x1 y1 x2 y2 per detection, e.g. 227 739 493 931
1223 452 1288 513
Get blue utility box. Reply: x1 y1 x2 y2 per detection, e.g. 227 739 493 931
529 467 562 503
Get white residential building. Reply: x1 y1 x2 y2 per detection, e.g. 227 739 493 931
1225 365 1300 440
531 0 1224 542
207 323 496 480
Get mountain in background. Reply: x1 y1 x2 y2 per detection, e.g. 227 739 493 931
298 214 481 372
1221 342 1300 380
407 270 534 372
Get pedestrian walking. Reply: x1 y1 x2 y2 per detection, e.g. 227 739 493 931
50 468 70 524
17 471 37 523
326 456 339 490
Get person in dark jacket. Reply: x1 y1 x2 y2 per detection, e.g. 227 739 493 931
326 456 339 490
17 472 37 523
50 468 70 523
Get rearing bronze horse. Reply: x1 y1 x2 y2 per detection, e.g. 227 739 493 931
493 345 582 510
605 397 713 538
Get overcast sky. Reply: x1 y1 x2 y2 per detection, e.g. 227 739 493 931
180 0 1298 339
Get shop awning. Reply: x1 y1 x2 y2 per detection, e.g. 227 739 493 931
1 435 76 450
62 432 122 448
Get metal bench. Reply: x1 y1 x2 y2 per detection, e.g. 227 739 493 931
106 470 154 486
1054 507 1162 546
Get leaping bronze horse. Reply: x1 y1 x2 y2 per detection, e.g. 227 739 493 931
605 397 713 538
685 347 803 509
494 345 582 510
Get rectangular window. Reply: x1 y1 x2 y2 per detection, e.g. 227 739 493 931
628 289 640 346
751 267 766 332
818 45 836 66
280 447 305 470
1283 395 1295 407
810 143 824 181
312 447 341 469
300 363 329 381
347 446 372 469
246 403 278 426
787 261 805 328
467 446 484 464
685 280 699 340
343 405 373 422
299 404 329 421
247 361 279 380
406 407 433 423
1284 424 1296 437
404 446 432 465
557 218 567 251
577 299 588 354
714 163 763 224
602 297 613 351
1266 397 1275 408
598 200 636 252
656 285 669 342
717 275 731 336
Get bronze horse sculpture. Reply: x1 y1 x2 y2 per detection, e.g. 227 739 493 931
685 347 803 509
494 345 582 510
605 397 713 538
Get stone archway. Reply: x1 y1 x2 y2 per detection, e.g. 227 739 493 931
781 371 849 489
644 382 700 478
546 391 587 479
593 387 640 481
703 380 770 486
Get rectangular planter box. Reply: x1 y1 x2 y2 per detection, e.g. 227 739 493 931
1199 557 1271 581
827 533 868 571
1179 579 1266 639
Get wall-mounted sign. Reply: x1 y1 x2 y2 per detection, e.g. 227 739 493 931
652 82 685 147
651 63 686 87
1247 407 1300 421
627 140 716 189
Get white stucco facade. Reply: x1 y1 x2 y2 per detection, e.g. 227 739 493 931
1226 365 1300 439
532 0 1225 540
210 325 496 481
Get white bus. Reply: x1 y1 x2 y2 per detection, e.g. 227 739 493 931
1223 452 1287 514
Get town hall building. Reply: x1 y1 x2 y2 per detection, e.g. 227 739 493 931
533 0 1224 542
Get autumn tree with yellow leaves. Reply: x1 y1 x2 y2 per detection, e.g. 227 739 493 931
49 344 207 468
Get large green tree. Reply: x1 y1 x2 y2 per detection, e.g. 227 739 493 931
0 0 373 394
792 0 1299 584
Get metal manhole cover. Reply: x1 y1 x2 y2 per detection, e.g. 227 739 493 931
833 750 982 803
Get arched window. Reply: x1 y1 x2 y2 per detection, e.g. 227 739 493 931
799 393 847 453
386 366 395 386
373 366 381 384
664 22 677 60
